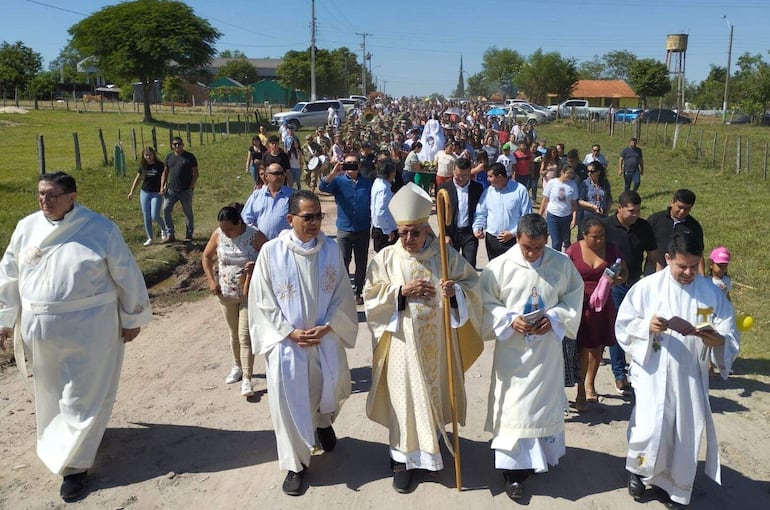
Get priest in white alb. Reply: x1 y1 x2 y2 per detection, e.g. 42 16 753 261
481 213 584 501
615 232 739 509
364 182 483 494
0 172 152 502
248 190 358 497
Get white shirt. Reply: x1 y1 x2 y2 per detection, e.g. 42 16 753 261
456 181 470 228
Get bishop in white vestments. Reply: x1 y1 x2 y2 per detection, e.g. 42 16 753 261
364 183 483 493
481 213 583 501
615 232 739 508
0 172 152 502
248 190 357 496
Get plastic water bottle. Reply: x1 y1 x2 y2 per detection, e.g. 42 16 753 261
604 258 622 278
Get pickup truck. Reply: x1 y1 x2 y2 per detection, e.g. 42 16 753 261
548 99 610 120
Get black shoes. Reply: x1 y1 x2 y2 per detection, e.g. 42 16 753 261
60 471 87 501
391 460 414 494
355 294 364 306
502 471 526 500
317 425 337 452
627 471 645 499
282 467 306 496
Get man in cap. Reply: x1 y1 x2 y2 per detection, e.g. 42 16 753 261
481 213 584 501
496 142 516 179
364 183 483 494
248 190 358 496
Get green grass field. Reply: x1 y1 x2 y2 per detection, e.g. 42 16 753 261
1 108 768 373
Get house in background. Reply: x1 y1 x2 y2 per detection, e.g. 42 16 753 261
569 80 638 109
206 58 282 80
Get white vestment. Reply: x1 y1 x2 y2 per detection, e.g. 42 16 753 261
248 231 357 472
0 205 152 475
364 236 483 470
418 118 445 163
615 268 739 505
481 246 583 471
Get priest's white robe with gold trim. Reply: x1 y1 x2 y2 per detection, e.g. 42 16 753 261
615 268 739 506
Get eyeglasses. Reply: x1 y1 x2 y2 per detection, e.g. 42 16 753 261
294 212 324 222
398 228 425 239
38 191 69 201
592 148 600 152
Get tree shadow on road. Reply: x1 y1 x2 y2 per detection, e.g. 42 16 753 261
92 423 277 489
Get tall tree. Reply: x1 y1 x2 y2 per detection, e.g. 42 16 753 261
48 42 87 83
516 49 577 104
481 47 524 96
27 70 58 109
466 72 490 99
689 66 726 109
0 41 42 105
68 0 220 122
578 55 603 80
218 49 247 59
277 47 372 98
627 58 671 108
603 50 637 81
732 52 770 119
215 58 259 85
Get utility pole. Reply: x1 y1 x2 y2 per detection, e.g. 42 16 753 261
310 0 317 101
721 15 733 124
356 32 372 97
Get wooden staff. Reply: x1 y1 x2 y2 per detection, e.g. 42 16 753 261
435 188 462 491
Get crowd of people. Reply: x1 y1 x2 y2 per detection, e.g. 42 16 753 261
0 98 741 508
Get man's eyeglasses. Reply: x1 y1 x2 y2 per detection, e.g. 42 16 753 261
398 228 425 239
38 191 69 201
592 148 600 152
294 212 324 222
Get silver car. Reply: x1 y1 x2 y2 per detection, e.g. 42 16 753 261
271 99 346 129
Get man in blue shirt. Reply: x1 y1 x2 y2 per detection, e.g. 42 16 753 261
320 153 373 305
473 163 532 260
241 163 293 240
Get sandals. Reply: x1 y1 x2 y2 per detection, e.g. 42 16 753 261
586 391 599 403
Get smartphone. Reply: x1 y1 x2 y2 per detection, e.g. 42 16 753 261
342 162 359 171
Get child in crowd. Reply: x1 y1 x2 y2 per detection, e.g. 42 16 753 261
709 246 732 301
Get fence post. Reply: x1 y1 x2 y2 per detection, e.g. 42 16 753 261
226 115 230 136
37 135 46 175
113 145 126 177
764 142 768 180
672 124 681 149
186 123 191 146
130 128 137 161
720 135 729 173
736 135 741 173
98 128 109 166
73 133 82 170
211 120 216 142
168 127 174 148
712 132 718 165
697 129 703 160
199 122 204 145
151 127 158 151
746 138 751 174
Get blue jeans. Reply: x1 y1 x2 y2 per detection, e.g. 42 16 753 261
546 212 571 251
401 170 415 185
623 171 640 191
140 190 163 240
163 189 194 238
610 283 631 380
289 167 302 190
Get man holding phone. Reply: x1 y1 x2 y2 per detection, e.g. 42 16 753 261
320 154 373 306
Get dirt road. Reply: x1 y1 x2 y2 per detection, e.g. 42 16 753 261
1 194 768 509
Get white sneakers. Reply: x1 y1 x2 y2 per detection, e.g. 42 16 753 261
225 365 243 384
143 239 153 247
241 378 254 397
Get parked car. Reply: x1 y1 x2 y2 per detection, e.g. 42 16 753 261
271 99 346 129
510 102 550 122
613 108 643 123
727 112 770 126
338 98 363 114
639 109 691 124
503 106 540 126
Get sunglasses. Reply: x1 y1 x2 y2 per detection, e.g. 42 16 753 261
398 228 425 239
294 212 324 222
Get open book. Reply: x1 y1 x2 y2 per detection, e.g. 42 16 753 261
521 309 545 326
667 316 715 335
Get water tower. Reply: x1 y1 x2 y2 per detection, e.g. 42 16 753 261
665 34 688 110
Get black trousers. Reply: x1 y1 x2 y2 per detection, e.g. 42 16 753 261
485 232 516 260
449 227 479 268
371 226 397 253
337 229 370 296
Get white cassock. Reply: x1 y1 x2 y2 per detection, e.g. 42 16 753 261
615 268 739 506
364 235 482 470
418 118 445 163
481 246 583 472
249 230 357 472
0 204 152 475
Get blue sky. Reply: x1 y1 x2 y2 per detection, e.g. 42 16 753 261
5 0 770 99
